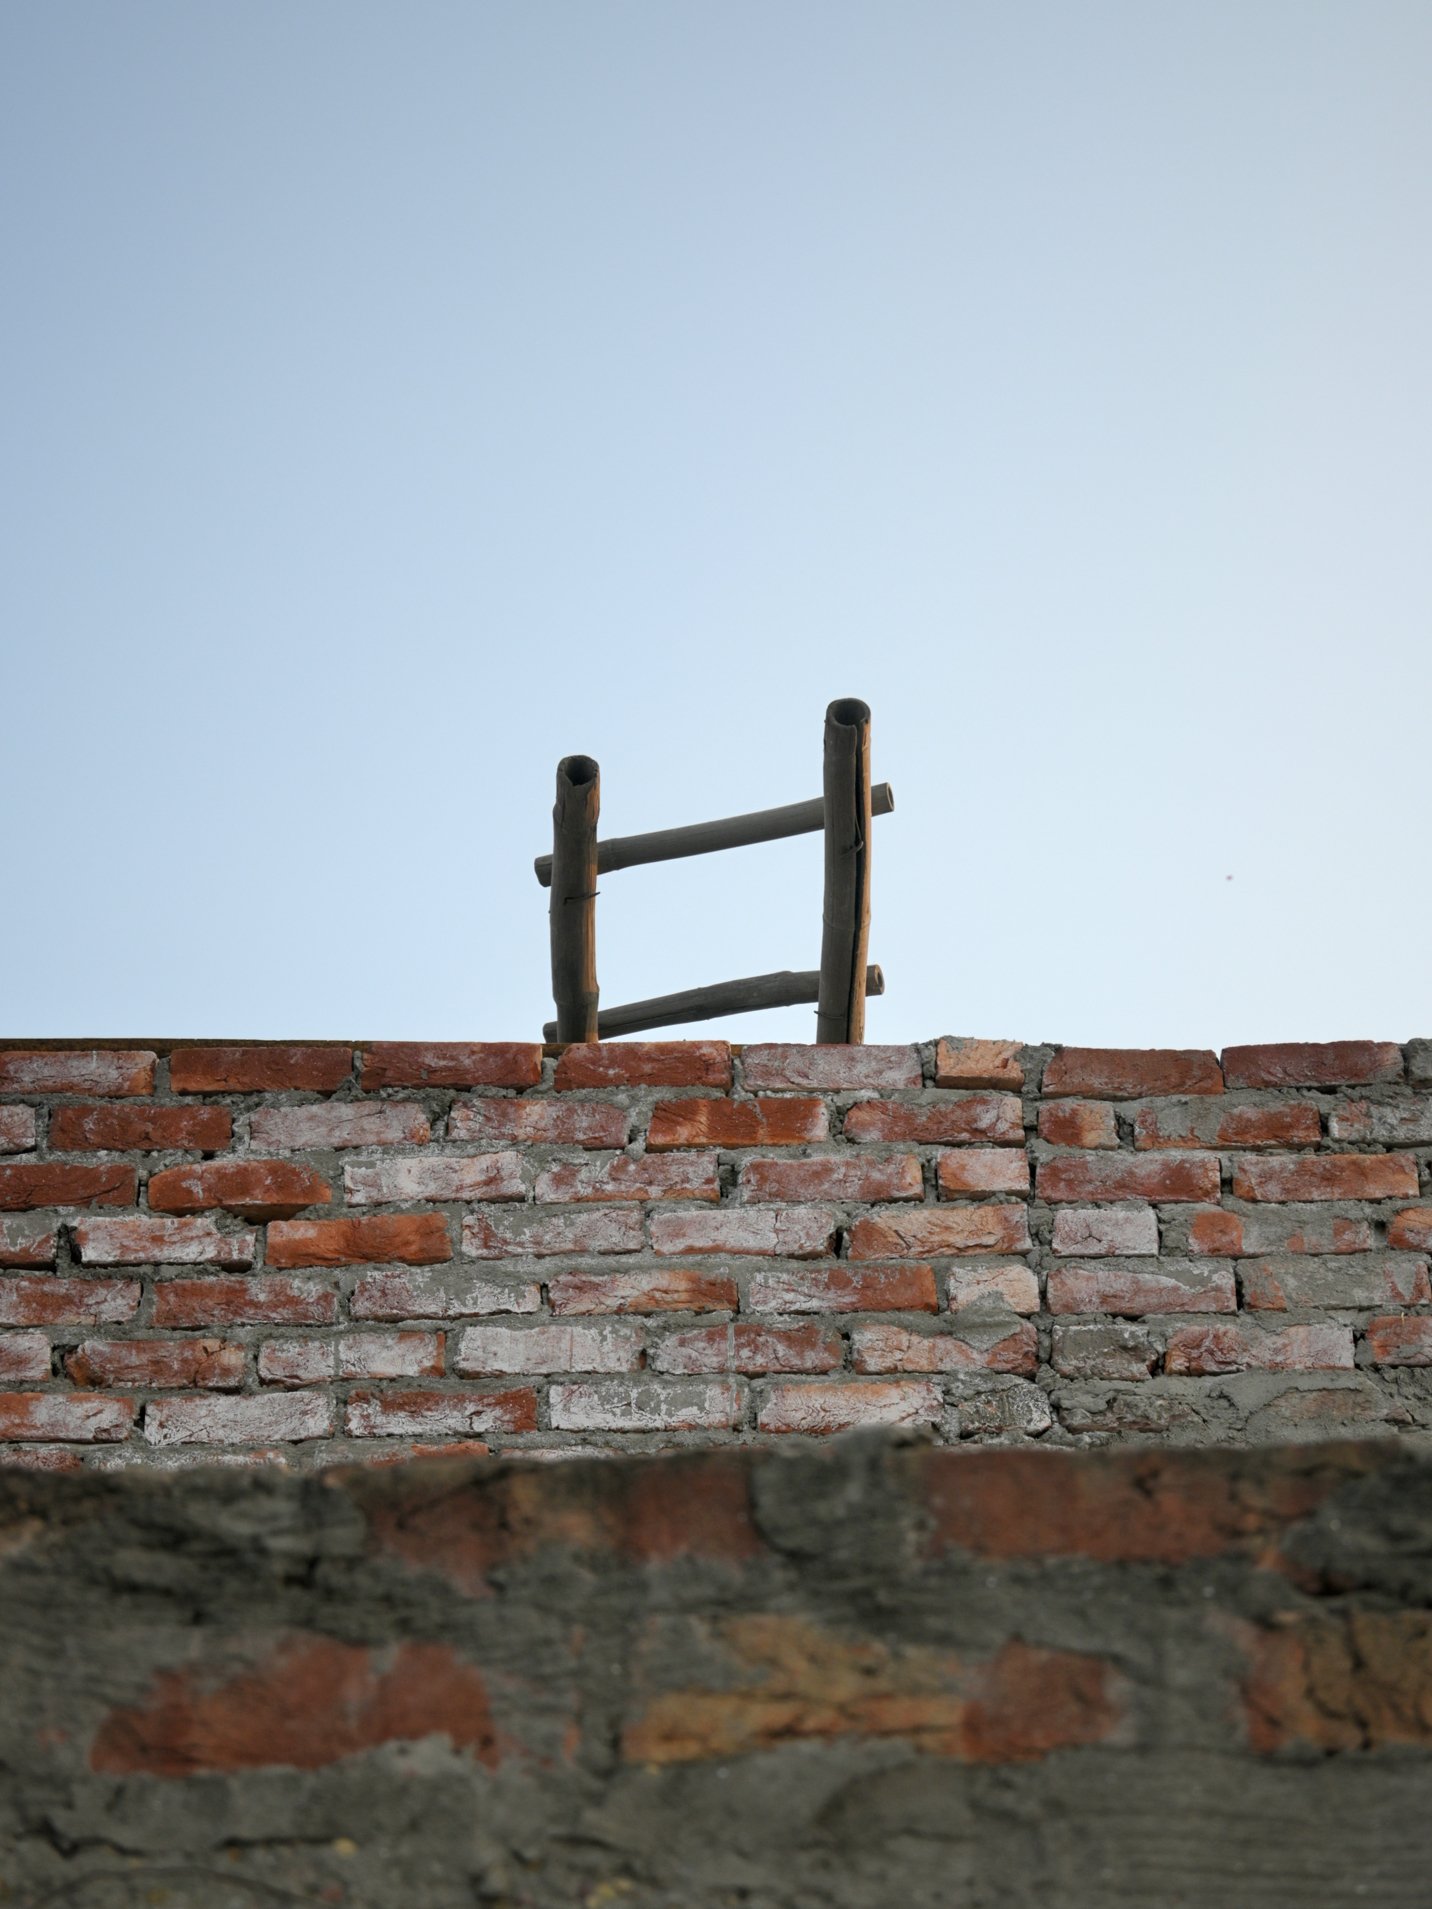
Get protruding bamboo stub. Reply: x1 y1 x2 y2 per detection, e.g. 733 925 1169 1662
549 755 600 1042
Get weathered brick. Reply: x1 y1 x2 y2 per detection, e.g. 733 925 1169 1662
0 1049 154 1096
145 1393 333 1445
462 1208 642 1259
554 1042 731 1090
0 1106 37 1153
0 1164 137 1210
153 1277 336 1328
1365 1316 1432 1366
933 1039 1024 1089
937 1149 1029 1196
550 1379 741 1432
947 1378 1055 1440
650 1207 836 1259
49 1103 232 1152
1239 1254 1432 1311
65 1338 244 1389
548 1267 738 1314
1047 1260 1236 1316
0 1393 134 1441
346 1387 538 1437
0 1448 84 1472
1038 1101 1118 1149
0 1332 50 1383
257 1339 334 1386
1134 1100 1322 1150
1231 1154 1419 1204
360 1043 541 1089
170 1046 352 1094
0 1219 58 1267
1164 1321 1353 1375
1389 1209 1432 1251
345 1154 526 1205
757 1378 942 1434
72 1217 257 1268
534 1154 718 1203
1408 1041 1432 1085
339 1331 445 1380
746 1261 937 1313
1051 1321 1158 1381
1038 1153 1220 1203
1186 1207 1373 1256
148 1160 331 1220
849 1206 1031 1260
646 1099 827 1150
453 1322 642 1375
1051 1207 1160 1257
267 1215 450 1268
1043 1048 1222 1099
742 1044 921 1091
0 1278 139 1326
251 1104 431 1150
851 1320 1036 1375
447 1099 628 1148
1222 1041 1403 1089
845 1095 1023 1146
946 1263 1041 1314
350 1267 541 1319
739 1154 922 1204
1329 1099 1432 1144
649 1323 841 1375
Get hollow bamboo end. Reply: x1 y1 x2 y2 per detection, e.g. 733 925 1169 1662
826 698 871 727
558 754 600 788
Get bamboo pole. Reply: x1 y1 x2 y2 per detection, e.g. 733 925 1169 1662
816 699 873 1045
543 964 884 1042
549 755 600 1043
533 784 893 886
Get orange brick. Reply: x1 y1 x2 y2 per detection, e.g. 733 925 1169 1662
1037 1153 1219 1203
49 1104 232 1151
0 1278 139 1326
0 1050 154 1096
0 1393 134 1441
1187 1207 1373 1256
360 1043 541 1089
0 1164 137 1210
148 1161 331 1220
1390 1209 1432 1251
0 1220 59 1267
267 1215 451 1268
154 1277 337 1327
647 1098 827 1149
1133 1102 1322 1150
1038 1102 1118 1149
1365 1317 1432 1366
65 1339 244 1389
1164 1321 1353 1375
845 1095 1023 1146
850 1320 1036 1376
1043 1048 1222 1099
346 1387 538 1437
555 1042 731 1090
747 1261 937 1313
937 1149 1029 1196
739 1155 922 1204
548 1267 738 1314
1222 1041 1403 1089
1231 1155 1418 1203
933 1039 1024 1089
170 1046 352 1093
848 1206 1030 1260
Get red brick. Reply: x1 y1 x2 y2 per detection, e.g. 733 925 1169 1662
1164 1321 1353 1375
447 1099 628 1148
758 1378 942 1434
1038 1101 1118 1149
170 1046 352 1093
360 1043 541 1089
1187 1207 1373 1256
146 1393 333 1445
153 1277 336 1327
534 1154 718 1203
346 1386 537 1437
938 1149 1029 1196
1239 1254 1431 1311
462 1207 642 1259
0 1393 134 1441
453 1322 642 1375
49 1103 232 1152
72 1217 257 1267
1047 1260 1236 1316
851 1320 1036 1375
65 1339 244 1389
1222 1041 1403 1089
1133 1101 1322 1150
257 1339 334 1386
1038 1153 1220 1203
0 1332 50 1383
148 1160 331 1221
1329 1100 1432 1144
742 1045 922 1091
548 1267 738 1314
350 1268 541 1319
1231 1154 1419 1203
1365 1317 1432 1366
649 1323 841 1375
647 1098 827 1150
555 1042 731 1090
1050 1321 1158 1382
845 1095 1023 1146
345 1154 526 1205
0 1164 137 1210
1388 1209 1432 1251
250 1103 431 1149
0 1049 155 1096
739 1154 922 1204
340 1331 444 1379
267 1215 450 1268
933 1039 1024 1089
549 1379 741 1432
0 1278 139 1326
1043 1048 1222 1099
1051 1207 1159 1257
649 1207 836 1258
947 1263 1041 1313
0 1220 59 1267
0 1106 36 1153
747 1260 937 1313
0 1446 84 1472
849 1206 1031 1260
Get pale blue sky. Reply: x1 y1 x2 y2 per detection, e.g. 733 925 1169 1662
3 2 1429 1047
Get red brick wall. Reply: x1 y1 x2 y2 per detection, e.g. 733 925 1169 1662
2 1034 1431 1465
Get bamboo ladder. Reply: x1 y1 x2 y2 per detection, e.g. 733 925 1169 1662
535 699 891 1043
